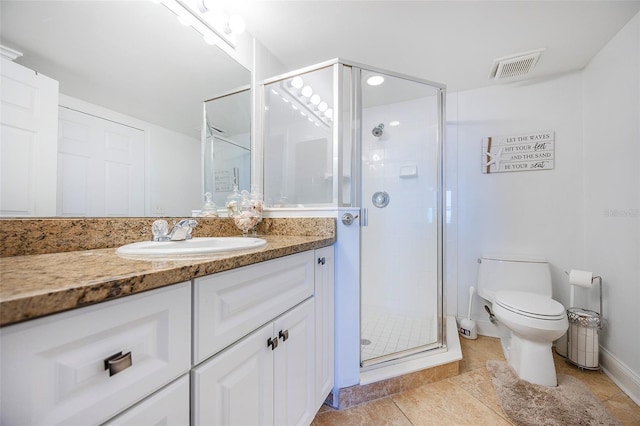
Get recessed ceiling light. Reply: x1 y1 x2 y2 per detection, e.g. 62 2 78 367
366 75 385 86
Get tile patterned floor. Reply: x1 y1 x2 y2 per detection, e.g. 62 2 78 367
360 308 437 362
312 336 640 425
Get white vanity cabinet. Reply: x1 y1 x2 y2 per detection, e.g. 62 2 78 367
0 282 191 425
0 245 334 426
192 248 334 426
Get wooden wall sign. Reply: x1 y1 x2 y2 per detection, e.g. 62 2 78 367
482 131 554 174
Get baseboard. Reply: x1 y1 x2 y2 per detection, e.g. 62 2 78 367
599 346 640 405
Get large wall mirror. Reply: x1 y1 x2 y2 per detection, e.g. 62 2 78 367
0 1 251 217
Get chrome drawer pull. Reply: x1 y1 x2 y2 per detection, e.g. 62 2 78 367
279 329 289 342
104 351 132 377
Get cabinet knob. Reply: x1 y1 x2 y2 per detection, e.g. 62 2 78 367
279 329 289 342
104 351 132 377
317 257 325 265
267 337 278 350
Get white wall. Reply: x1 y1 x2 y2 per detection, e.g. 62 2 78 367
449 71 585 329
582 12 640 401
148 125 201 216
450 11 640 402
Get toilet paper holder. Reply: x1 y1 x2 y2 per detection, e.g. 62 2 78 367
566 270 603 328
566 273 603 370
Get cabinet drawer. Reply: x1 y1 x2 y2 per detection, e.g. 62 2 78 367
0 282 191 425
104 375 189 425
193 251 314 363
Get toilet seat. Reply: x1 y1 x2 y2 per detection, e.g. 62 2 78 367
495 291 566 321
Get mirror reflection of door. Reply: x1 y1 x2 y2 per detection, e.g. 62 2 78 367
0 58 58 217
57 108 145 216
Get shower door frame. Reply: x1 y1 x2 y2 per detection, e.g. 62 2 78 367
258 58 447 373
350 62 446 369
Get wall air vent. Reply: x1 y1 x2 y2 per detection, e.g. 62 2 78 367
489 48 545 80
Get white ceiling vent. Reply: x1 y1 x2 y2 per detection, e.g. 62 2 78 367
489 48 545 80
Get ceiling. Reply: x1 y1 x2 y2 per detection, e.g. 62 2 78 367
232 0 640 92
1 1 638 138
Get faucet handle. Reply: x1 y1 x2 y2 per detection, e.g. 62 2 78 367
183 219 197 239
152 220 169 241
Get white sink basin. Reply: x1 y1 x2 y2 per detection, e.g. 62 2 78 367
116 237 266 257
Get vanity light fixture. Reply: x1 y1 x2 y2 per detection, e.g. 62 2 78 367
225 14 246 35
278 77 332 127
160 0 245 49
366 75 385 86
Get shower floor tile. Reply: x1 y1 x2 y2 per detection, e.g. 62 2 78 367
360 308 437 363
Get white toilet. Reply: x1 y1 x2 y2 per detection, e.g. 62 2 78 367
477 254 568 386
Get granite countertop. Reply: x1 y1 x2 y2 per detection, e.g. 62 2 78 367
0 234 334 327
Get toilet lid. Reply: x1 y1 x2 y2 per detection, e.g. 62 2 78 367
495 291 566 320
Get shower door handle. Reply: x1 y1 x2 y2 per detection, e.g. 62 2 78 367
361 208 368 227
342 212 358 226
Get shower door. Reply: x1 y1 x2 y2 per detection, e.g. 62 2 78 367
359 69 443 367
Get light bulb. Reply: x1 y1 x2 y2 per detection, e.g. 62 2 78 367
318 101 328 112
324 108 333 120
301 85 313 98
389 120 400 127
366 75 385 86
227 14 246 35
291 76 304 89
310 94 321 105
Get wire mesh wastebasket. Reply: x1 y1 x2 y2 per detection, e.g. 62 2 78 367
567 307 601 370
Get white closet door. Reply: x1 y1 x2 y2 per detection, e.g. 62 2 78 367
57 107 145 216
0 58 59 216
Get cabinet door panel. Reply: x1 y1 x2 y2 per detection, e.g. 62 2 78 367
193 251 314 363
315 246 335 411
274 298 315 426
0 283 191 425
192 323 274 426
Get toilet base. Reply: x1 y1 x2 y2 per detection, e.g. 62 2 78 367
501 333 558 387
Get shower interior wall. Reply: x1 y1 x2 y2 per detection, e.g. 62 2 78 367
360 96 439 318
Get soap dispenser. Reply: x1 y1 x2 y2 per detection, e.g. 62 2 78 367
198 192 219 217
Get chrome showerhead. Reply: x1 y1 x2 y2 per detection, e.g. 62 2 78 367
372 123 384 137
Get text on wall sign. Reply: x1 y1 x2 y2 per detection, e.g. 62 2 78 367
482 131 555 174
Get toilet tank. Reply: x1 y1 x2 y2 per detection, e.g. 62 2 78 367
476 254 552 302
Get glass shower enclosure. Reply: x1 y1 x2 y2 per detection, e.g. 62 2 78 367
261 60 445 368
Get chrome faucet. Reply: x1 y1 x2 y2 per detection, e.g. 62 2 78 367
151 219 197 241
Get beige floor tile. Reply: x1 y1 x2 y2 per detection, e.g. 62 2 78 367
448 367 511 421
553 355 622 401
603 392 640 426
311 397 411 426
459 335 505 374
391 379 512 426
